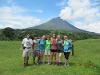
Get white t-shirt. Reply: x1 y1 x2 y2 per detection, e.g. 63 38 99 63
22 38 33 48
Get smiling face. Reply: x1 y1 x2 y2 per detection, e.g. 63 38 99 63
46 35 50 40
57 35 61 40
42 35 46 39
52 34 56 38
64 35 68 40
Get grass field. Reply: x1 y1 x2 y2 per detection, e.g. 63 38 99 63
0 39 100 75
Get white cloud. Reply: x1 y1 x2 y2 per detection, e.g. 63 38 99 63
59 0 100 33
59 7 73 20
75 22 100 33
0 6 42 29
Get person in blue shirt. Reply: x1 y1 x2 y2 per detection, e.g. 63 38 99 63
39 35 46 64
63 35 72 67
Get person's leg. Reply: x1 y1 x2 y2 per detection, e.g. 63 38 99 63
26 51 29 65
66 52 70 66
23 49 28 67
51 52 53 64
56 52 59 64
32 51 36 64
39 51 42 63
40 51 44 64
54 52 57 64
48 50 51 64
26 56 29 65
48 55 51 64
64 52 70 66
64 52 67 66
37 51 41 64
42 51 45 64
33 56 35 64
44 50 47 63
59 53 62 64
24 57 27 67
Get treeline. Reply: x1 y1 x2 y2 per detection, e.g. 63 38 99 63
0 27 100 41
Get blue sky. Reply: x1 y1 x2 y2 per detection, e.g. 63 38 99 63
0 0 100 33
0 0 62 19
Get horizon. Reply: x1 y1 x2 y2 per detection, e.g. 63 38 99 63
0 0 100 33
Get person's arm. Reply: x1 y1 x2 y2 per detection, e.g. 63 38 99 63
22 39 25 49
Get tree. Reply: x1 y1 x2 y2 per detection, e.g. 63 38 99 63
2 27 16 40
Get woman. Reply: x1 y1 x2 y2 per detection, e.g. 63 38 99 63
45 35 51 64
63 35 72 67
39 35 46 64
51 34 57 64
32 37 40 64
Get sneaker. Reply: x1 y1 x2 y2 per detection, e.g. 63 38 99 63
24 63 26 67
67 64 69 67
64 64 67 67
48 62 51 65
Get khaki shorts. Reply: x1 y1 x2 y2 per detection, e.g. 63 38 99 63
45 50 51 55
22 48 31 57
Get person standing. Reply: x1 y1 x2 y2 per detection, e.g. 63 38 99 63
22 34 33 67
56 35 63 65
32 37 41 65
45 35 51 64
63 35 72 67
51 34 57 64
39 35 46 64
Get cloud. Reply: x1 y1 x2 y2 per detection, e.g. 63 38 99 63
59 0 100 33
75 22 100 33
0 6 42 29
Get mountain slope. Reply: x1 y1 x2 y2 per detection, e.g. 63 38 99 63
29 17 89 33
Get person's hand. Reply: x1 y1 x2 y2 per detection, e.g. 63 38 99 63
23 47 26 49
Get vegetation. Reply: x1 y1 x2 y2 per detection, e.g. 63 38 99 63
0 39 100 75
0 27 100 41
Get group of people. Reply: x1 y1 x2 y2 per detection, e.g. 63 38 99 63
22 34 74 67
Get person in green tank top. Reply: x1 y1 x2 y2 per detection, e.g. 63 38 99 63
45 35 51 64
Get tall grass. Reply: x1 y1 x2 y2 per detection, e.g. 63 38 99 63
0 39 100 75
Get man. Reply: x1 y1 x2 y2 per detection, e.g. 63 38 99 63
56 35 63 65
22 34 33 67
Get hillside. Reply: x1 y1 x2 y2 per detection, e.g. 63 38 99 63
29 17 89 33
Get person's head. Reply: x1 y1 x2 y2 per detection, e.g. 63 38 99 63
34 37 37 40
64 35 68 40
52 34 56 39
42 35 46 39
57 35 61 40
26 34 30 39
46 35 50 40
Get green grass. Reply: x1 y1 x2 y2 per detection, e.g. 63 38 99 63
0 39 100 75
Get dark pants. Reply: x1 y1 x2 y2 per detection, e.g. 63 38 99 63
64 52 70 60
